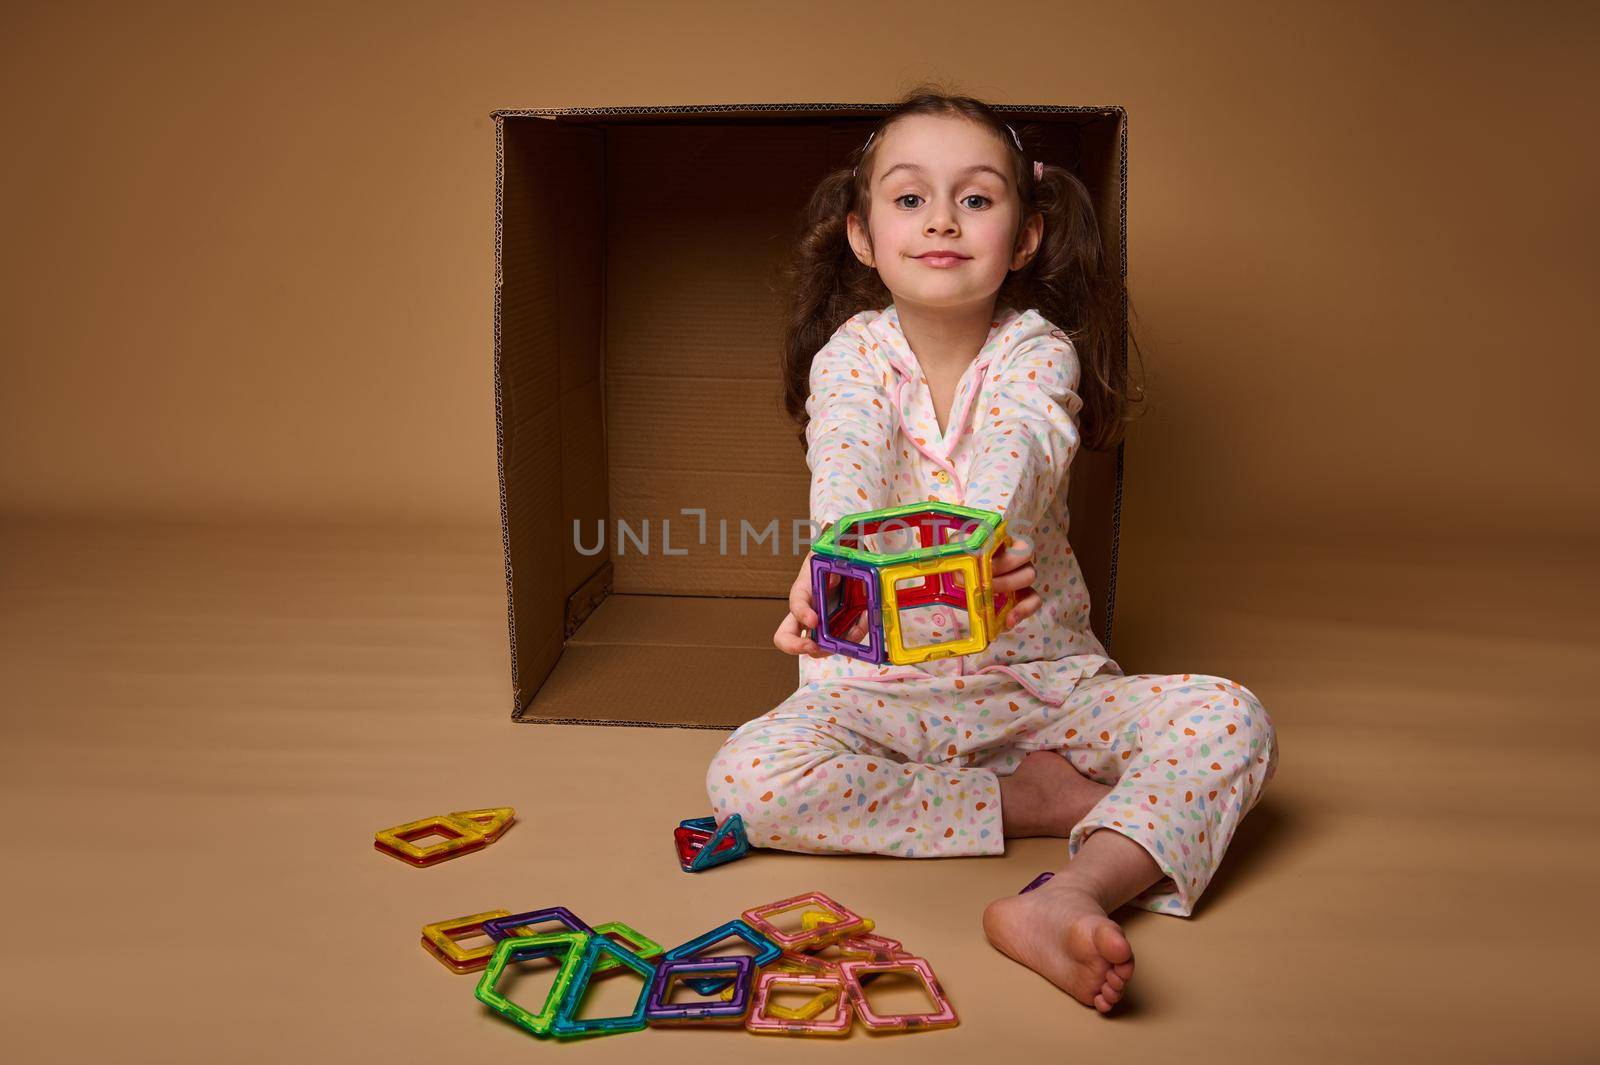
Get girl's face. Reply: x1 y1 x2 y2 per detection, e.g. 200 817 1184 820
848 115 1041 312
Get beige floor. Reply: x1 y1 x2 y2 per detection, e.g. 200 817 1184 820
2 515 1594 1063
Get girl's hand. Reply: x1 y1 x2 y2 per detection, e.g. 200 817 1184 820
774 553 830 658
991 536 1042 631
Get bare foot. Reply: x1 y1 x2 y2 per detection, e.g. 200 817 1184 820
982 879 1135 1014
998 750 1112 837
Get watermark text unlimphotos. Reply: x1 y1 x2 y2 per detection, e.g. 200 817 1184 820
573 508 986 556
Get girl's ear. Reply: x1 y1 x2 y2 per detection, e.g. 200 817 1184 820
1011 210 1044 271
846 211 875 268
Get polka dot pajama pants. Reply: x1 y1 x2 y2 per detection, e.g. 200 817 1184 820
705 665 1279 916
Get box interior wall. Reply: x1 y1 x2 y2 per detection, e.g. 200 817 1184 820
495 104 1128 728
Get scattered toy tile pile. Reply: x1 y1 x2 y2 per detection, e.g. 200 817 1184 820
423 889 957 1039
386 810 966 1038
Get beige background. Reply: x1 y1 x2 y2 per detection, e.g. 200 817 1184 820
3 2 1597 1062
4 1 1595 540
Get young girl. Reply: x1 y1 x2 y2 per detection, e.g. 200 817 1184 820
704 91 1279 1015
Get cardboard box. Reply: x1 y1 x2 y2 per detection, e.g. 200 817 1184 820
492 103 1128 729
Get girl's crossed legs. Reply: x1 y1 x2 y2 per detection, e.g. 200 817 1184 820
705 666 1279 1011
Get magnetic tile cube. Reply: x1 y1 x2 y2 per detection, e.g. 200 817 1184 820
810 502 1012 665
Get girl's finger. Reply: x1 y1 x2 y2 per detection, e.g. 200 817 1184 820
775 612 824 656
1001 590 1042 631
789 580 819 630
799 615 833 658
774 612 802 654
992 563 1035 595
991 538 1033 576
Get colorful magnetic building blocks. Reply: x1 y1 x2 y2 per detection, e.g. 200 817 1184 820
646 957 754 1024
421 910 515 973
675 813 750 871
374 806 515 867
809 502 1013 665
448 892 957 1040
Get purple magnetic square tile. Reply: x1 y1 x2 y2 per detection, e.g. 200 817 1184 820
483 906 593 942
646 955 754 1022
810 554 884 663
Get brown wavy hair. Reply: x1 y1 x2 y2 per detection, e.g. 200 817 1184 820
776 85 1147 453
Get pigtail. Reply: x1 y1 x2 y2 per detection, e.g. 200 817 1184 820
776 168 889 448
1004 161 1147 453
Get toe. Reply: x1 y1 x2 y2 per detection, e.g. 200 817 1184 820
1100 980 1122 1004
1091 921 1133 965
1113 959 1134 982
1094 993 1111 1013
1105 969 1125 991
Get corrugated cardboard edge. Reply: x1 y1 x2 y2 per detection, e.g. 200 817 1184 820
493 113 521 717
1106 107 1128 657
511 717 737 731
493 102 1128 724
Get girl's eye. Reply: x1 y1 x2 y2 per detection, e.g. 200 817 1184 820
893 194 992 209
